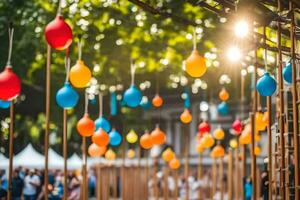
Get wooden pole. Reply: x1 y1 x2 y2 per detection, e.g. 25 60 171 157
163 166 169 200
241 64 246 199
153 158 159 200
290 2 300 199
220 158 224 200
97 164 101 200
197 153 202 200
234 148 239 199
121 132 126 200
184 125 190 200
211 158 217 199
228 149 233 200
7 101 14 200
174 169 179 199
250 112 257 199
63 109 68 200
44 44 51 200
82 137 87 200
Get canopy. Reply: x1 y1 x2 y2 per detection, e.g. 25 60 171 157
14 144 45 168
0 153 8 169
67 154 82 170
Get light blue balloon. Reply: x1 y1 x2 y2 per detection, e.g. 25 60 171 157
109 130 122 146
0 100 10 109
256 72 277 96
217 102 229 116
123 84 142 108
283 62 292 84
56 82 79 109
95 116 111 132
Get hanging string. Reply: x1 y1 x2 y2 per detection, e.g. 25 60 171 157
156 71 159 94
6 25 14 67
263 27 268 72
78 36 82 60
84 92 89 114
130 60 137 85
98 92 103 117
193 27 197 50
57 0 63 16
65 48 70 82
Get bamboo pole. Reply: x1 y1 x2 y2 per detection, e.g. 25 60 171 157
197 153 202 200
211 159 217 199
250 112 257 199
97 164 101 200
220 158 224 200
7 101 14 200
174 169 179 199
184 125 190 200
163 166 169 200
153 158 159 200
290 2 300 199
228 149 233 200
234 148 239 200
44 44 51 200
82 137 87 200
63 109 68 200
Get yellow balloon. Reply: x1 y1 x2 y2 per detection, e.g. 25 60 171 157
127 149 135 159
105 149 116 161
229 139 238 149
213 127 225 140
185 50 206 78
201 133 215 148
126 129 138 144
69 60 92 88
254 146 261 156
162 148 175 162
255 112 266 131
180 109 192 124
196 143 205 154
239 131 251 145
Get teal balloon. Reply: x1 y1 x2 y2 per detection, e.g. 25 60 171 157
95 116 111 132
140 97 151 110
0 100 10 109
123 85 142 108
217 102 229 116
256 72 277 96
56 82 79 109
283 63 292 84
109 130 122 146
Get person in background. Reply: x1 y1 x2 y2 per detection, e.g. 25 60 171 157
260 171 269 200
244 176 252 200
12 169 24 200
23 169 41 200
0 170 7 199
88 170 96 197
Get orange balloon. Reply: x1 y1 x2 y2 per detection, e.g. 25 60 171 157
105 149 116 160
88 143 107 157
219 88 229 101
162 148 175 162
140 132 153 149
180 109 192 124
213 127 225 140
256 112 266 131
150 126 166 145
185 50 206 78
77 114 95 137
210 145 225 158
239 131 251 145
196 143 205 154
254 146 261 156
69 60 92 88
200 133 215 148
92 128 110 147
152 94 163 107
127 149 135 158
169 158 181 170
262 111 269 124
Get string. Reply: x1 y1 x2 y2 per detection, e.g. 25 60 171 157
57 0 62 15
98 92 103 117
65 48 70 82
6 27 14 66
156 72 159 94
130 60 136 85
193 27 197 50
84 92 88 114
78 37 82 60
264 27 268 72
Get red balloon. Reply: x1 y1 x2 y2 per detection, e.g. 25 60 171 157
232 119 242 135
0 66 21 101
45 15 73 50
198 121 210 133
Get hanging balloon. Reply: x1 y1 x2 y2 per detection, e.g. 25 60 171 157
56 82 79 109
0 100 10 109
218 88 229 101
140 132 153 149
126 129 138 144
200 133 215 149
198 121 211 134
123 85 142 108
69 60 92 88
150 126 166 145
229 139 238 149
185 50 206 78
169 158 181 170
255 134 261 142
110 92 118 116
254 146 261 156
0 67 21 101
95 116 111 133
140 96 152 110
92 128 110 147
231 119 242 135
45 15 73 50
283 62 292 84
217 102 229 116
256 112 266 131
127 149 135 159
210 145 225 158
180 109 192 124
152 94 163 108
76 114 95 137
88 143 106 157
196 143 205 154
262 111 269 125
239 131 251 145
162 148 175 162
213 127 225 140
109 129 122 146
105 149 116 161
256 72 277 96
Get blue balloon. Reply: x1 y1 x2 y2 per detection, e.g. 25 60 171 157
95 116 111 132
140 100 151 110
56 82 79 109
283 62 292 84
109 130 122 146
0 100 10 109
217 102 229 116
123 85 142 108
256 72 277 96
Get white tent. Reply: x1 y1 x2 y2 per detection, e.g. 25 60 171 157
48 148 64 169
67 154 82 169
14 144 44 168
0 153 8 169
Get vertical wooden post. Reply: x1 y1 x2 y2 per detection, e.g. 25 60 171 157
153 158 159 200
174 169 179 199
82 137 87 200
63 109 68 200
184 125 190 200
250 113 257 199
44 44 51 200
97 164 101 200
220 158 224 200
211 159 217 199
163 166 169 200
234 148 240 199
290 2 300 199
197 153 202 200
228 148 233 200
7 101 14 200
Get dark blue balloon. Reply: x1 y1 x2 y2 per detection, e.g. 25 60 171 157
56 82 79 109
109 130 122 146
95 116 111 132
123 85 142 108
283 63 292 84
256 72 277 96
0 100 10 109
217 102 229 116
